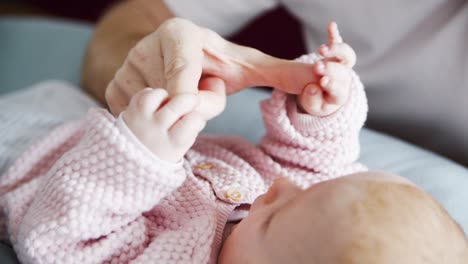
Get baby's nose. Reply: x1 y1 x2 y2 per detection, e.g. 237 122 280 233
265 178 302 204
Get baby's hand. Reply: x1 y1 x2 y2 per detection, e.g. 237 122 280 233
298 22 356 116
123 88 206 162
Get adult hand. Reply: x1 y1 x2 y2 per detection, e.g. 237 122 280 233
106 18 319 119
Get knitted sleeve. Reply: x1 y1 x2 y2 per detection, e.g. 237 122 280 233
259 63 368 179
14 109 186 263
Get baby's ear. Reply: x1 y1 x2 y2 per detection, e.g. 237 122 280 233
196 76 226 120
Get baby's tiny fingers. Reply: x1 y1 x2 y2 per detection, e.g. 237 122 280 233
314 61 351 82
298 83 324 115
328 21 343 44
321 62 352 83
321 77 348 105
319 43 356 68
170 111 206 147
154 93 199 129
128 88 169 117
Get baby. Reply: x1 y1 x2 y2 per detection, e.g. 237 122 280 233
1 23 467 264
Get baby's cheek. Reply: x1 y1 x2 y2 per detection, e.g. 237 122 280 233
221 223 237 243
218 229 244 264
219 218 271 264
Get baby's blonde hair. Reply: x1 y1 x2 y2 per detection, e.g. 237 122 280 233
338 181 468 264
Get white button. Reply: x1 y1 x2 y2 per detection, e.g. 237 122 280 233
225 189 243 202
197 163 214 170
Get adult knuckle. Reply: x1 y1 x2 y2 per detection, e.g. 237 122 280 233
164 55 189 79
113 68 131 92
159 17 193 33
128 43 149 70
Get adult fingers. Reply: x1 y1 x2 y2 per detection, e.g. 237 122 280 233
106 61 148 115
105 80 131 116
204 38 319 95
159 18 204 96
248 57 318 95
196 76 226 120
265 59 319 94
126 35 166 89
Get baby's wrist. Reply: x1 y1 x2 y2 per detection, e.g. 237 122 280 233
115 113 183 168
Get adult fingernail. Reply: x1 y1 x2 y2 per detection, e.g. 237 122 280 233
307 86 319 95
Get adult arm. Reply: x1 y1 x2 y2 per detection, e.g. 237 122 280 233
81 0 173 104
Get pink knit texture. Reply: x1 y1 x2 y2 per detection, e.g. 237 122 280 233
0 59 368 264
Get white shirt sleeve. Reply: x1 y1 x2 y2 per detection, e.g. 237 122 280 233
163 0 279 36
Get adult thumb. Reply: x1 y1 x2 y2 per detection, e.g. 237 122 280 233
259 56 320 95
221 42 320 95
196 76 227 120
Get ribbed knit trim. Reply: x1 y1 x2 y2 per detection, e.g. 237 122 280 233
211 203 236 263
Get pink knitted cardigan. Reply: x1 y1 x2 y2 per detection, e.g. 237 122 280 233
0 70 367 263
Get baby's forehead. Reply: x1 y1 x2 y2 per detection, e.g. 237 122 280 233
298 172 429 218
301 171 397 194
303 175 453 233
334 171 414 186
306 171 416 199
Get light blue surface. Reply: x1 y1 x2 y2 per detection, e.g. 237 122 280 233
0 17 467 263
0 17 92 94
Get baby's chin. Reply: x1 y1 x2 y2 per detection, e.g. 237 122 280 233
221 222 238 243
222 204 251 240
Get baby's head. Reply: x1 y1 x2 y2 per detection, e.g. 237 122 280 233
219 171 468 263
